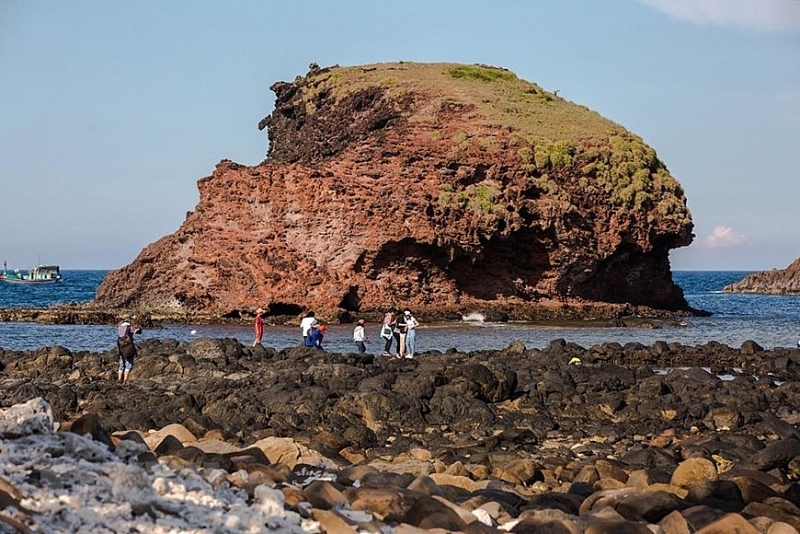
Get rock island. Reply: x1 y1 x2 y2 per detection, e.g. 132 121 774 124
93 62 696 323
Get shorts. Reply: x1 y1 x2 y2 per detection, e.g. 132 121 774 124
118 353 134 372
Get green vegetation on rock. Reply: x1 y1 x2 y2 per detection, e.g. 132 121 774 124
447 65 517 83
297 62 609 143
578 132 687 216
290 61 689 225
439 181 500 219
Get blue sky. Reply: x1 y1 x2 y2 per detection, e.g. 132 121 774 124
1 0 799 271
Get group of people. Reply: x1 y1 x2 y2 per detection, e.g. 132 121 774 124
300 311 327 349
115 306 422 383
258 309 329 349
253 309 335 349
352 309 420 358
254 308 419 357
378 309 419 359
254 307 326 348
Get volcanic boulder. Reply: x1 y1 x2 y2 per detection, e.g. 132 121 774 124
95 62 694 320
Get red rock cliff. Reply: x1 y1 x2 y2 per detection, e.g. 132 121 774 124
95 62 694 320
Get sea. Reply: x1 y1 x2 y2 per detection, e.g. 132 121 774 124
1 270 799 354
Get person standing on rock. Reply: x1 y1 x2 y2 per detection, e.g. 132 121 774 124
394 311 408 359
116 316 141 383
304 319 320 348
353 319 368 353
380 311 395 356
317 324 327 350
300 311 316 345
404 310 419 359
303 319 327 349
253 308 265 347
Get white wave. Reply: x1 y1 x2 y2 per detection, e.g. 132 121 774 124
461 312 485 323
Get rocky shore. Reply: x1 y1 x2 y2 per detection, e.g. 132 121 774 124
724 259 800 295
0 300 703 328
3 338 800 532
0 304 229 327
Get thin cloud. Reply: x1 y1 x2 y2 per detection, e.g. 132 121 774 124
704 225 746 248
635 0 800 32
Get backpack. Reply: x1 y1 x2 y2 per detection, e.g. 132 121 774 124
117 333 136 358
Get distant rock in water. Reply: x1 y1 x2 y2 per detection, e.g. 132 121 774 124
95 62 695 320
724 258 800 294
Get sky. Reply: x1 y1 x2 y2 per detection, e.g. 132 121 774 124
1 1 799 271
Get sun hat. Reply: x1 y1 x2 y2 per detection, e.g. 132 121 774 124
404 310 411 315
256 307 264 314
358 319 365 324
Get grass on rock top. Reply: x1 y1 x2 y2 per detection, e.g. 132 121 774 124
299 62 620 145
292 62 689 222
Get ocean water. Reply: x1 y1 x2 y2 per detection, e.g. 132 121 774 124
0 270 106 308
2 270 800 353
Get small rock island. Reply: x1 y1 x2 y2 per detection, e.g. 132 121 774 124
724 258 800 295
95 62 695 321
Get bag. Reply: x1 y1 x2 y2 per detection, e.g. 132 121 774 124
117 334 136 358
380 324 393 339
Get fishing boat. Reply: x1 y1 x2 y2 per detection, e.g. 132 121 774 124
0 261 63 285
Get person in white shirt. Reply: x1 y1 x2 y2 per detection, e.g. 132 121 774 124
353 319 368 353
403 310 419 359
300 311 317 345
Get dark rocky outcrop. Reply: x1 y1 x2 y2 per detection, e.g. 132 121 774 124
5 339 800 531
2 338 800 457
94 62 696 322
0 338 800 448
724 258 800 295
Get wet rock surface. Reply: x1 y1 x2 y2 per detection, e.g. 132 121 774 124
0 302 702 329
3 339 800 532
0 304 244 326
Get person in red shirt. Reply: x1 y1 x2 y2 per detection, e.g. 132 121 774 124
253 307 265 347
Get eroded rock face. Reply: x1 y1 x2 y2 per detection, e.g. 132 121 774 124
724 258 800 295
95 62 694 320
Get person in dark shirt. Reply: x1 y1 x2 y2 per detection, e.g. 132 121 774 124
116 316 142 383
394 311 408 359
